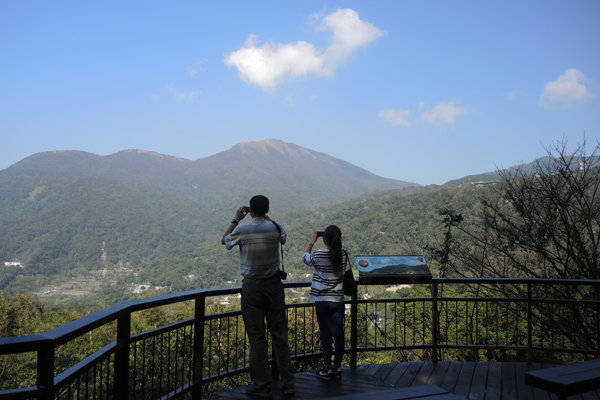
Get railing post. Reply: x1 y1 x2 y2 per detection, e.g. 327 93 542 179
114 313 131 399
192 294 206 399
527 282 533 365
432 281 438 364
350 283 358 368
37 345 54 400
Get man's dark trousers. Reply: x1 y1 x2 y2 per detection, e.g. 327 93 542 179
241 276 295 390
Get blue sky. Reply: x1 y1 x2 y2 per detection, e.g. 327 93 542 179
1 1 599 185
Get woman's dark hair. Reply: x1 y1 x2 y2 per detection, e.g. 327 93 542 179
323 225 342 267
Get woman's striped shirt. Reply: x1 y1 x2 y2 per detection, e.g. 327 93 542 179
302 249 348 302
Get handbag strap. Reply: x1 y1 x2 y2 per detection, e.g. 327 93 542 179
271 221 285 272
344 251 351 272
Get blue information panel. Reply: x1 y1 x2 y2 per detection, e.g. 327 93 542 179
354 255 432 284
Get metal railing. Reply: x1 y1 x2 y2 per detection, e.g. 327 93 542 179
1 278 598 399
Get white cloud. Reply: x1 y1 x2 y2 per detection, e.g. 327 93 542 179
420 101 467 126
224 8 384 91
223 35 324 92
539 69 593 107
167 85 201 101
318 8 385 73
379 108 411 126
285 96 294 107
151 93 161 101
188 59 208 78
418 101 425 112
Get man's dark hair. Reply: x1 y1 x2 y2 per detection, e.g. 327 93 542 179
250 195 269 216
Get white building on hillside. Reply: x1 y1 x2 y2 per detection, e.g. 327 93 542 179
4 260 24 267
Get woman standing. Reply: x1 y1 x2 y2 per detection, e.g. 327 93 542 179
302 225 348 379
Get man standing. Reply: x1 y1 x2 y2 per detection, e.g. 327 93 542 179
221 195 295 398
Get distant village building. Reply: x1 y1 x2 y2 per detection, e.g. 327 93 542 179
219 297 230 306
4 260 24 267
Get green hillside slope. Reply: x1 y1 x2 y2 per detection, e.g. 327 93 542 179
139 183 497 293
0 139 419 294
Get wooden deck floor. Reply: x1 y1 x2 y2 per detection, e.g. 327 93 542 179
207 362 600 400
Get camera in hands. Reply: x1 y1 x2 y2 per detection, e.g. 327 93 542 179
317 231 324 237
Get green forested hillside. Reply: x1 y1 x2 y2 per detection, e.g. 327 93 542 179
4 140 570 301
1 173 494 302
140 183 498 293
267 183 494 274
0 139 419 296
0 172 220 287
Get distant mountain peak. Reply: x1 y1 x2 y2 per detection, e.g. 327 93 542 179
232 139 301 156
5 140 420 213
120 149 165 157
113 149 188 162
230 139 341 164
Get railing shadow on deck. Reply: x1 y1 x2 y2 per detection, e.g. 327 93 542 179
1 278 599 400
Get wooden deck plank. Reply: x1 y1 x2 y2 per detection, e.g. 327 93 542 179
540 364 560 400
538 363 594 400
396 362 425 388
501 362 518 400
468 362 488 400
362 363 385 377
312 385 452 400
485 362 502 400
515 362 535 400
295 368 392 399
383 362 411 386
373 362 398 382
207 367 393 400
427 361 451 387
453 361 475 399
532 362 600 400
528 363 551 400
533 360 600 379
439 361 463 394
209 361 599 400
412 361 436 386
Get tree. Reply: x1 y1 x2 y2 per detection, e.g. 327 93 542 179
437 138 600 359
444 138 600 280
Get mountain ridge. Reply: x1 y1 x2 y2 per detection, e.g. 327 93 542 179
1 139 575 299
9 139 416 186
0 139 419 283
6 139 419 214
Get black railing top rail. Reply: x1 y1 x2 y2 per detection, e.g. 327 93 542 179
432 277 600 285
1 278 598 356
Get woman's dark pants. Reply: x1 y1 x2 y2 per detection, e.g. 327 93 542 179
315 301 345 368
